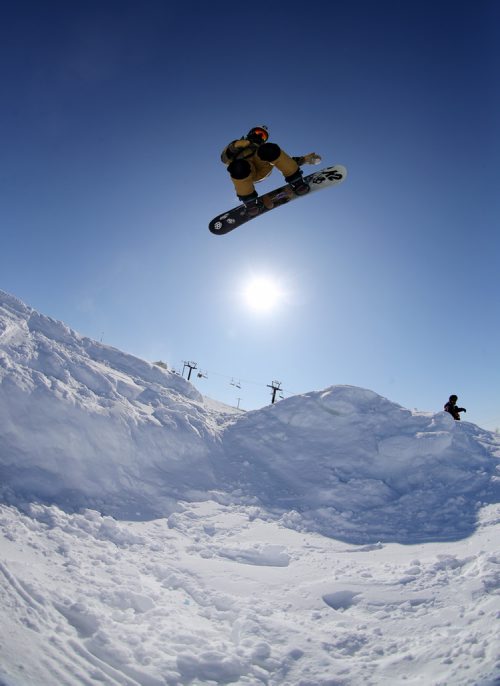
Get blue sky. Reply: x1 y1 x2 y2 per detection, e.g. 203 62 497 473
1 0 499 428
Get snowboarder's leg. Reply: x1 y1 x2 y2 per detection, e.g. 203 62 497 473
257 143 298 177
227 159 264 216
258 143 310 195
227 159 256 198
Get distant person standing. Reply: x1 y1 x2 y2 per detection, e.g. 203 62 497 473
444 394 467 420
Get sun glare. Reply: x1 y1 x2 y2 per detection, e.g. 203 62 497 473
243 276 284 312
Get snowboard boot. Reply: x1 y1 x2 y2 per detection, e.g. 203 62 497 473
239 191 265 217
285 169 310 196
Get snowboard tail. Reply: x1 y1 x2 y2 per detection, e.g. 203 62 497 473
209 165 347 235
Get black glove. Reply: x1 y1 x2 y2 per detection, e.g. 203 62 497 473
459 407 466 413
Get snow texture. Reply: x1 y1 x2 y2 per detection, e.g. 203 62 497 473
1 289 499 685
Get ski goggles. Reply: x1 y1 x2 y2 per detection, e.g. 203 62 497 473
247 127 269 144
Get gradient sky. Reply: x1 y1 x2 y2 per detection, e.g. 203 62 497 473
1 0 499 429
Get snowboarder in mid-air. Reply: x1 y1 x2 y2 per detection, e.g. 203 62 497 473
210 126 345 235
221 125 321 217
444 394 467 420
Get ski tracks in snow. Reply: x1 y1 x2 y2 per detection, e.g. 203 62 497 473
0 511 174 685
1 501 499 685
0 560 142 685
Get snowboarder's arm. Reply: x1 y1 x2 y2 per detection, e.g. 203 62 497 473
221 139 254 164
293 153 322 166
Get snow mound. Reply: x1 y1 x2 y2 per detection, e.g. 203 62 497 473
0 290 221 519
1 290 499 544
219 386 499 542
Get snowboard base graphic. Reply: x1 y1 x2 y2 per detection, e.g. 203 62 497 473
209 165 347 235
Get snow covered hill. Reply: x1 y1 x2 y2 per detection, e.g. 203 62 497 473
1 289 499 685
218 388 498 544
0 290 224 518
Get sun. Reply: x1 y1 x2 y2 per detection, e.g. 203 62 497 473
243 276 284 312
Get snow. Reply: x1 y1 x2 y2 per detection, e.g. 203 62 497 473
0 289 499 685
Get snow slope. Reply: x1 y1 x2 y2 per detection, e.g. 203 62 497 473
1 289 499 685
0 290 222 518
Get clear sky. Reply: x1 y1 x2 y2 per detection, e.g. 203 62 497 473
1 0 499 429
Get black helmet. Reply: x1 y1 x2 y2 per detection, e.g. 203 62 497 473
449 394 458 402
246 125 269 145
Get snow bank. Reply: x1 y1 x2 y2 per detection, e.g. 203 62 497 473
219 386 498 542
1 290 499 686
1 289 498 544
0 291 221 518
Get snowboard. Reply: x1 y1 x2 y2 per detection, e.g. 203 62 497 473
209 164 347 235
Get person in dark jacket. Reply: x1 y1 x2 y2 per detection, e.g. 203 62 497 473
444 394 466 420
